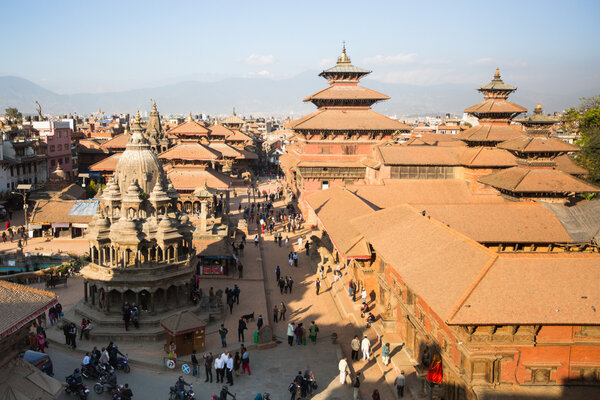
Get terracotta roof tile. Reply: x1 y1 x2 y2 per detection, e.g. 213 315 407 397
208 143 242 158
291 108 410 132
376 145 463 165
89 153 121 172
455 125 524 142
464 99 527 114
303 85 389 102
448 254 600 325
555 154 588 176
158 142 221 161
99 133 130 150
348 180 505 209
416 203 573 243
478 166 600 193
167 120 211 136
306 187 375 258
208 124 234 137
459 147 516 167
498 136 580 153
0 281 57 339
30 200 95 224
167 168 233 190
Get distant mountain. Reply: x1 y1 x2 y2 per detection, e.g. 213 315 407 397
0 74 595 118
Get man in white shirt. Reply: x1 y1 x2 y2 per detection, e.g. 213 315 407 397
214 355 224 383
338 357 348 384
82 353 90 367
361 335 371 360
226 354 234 385
287 322 295 346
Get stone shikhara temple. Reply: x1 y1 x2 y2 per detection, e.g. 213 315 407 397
76 111 197 339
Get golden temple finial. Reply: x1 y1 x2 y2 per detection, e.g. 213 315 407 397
134 110 141 124
152 99 157 111
337 41 351 64
534 103 543 115
188 112 193 122
494 67 501 80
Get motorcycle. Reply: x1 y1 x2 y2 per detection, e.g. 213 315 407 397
114 355 130 373
169 384 195 400
93 373 117 395
82 363 111 380
65 375 89 399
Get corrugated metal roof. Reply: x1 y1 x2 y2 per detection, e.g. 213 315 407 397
68 200 99 216
541 201 600 244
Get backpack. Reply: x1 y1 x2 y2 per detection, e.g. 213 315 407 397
288 383 296 393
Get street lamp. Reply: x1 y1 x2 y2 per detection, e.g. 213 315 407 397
13 184 32 245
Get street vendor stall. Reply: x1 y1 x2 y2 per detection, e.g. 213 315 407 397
160 311 207 357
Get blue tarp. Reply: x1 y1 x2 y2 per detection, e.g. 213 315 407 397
68 200 99 216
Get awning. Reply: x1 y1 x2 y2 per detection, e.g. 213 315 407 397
29 225 43 229
51 223 69 228
71 223 88 228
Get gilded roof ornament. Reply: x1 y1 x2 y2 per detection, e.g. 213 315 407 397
337 41 351 64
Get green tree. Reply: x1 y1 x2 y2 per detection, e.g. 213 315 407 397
86 179 105 198
570 95 600 185
5 107 22 123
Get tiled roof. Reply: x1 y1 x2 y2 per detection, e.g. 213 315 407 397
455 125 524 143
208 124 234 137
348 180 504 209
291 108 410 132
303 85 389 102
208 142 242 158
352 205 495 320
447 254 600 325
306 186 375 259
220 114 245 125
167 168 233 190
0 281 57 339
478 166 600 193
542 201 600 244
376 145 463 165
464 99 527 114
498 136 580 153
417 203 573 243
30 200 95 224
99 133 130 149
167 120 211 136
158 142 221 161
459 147 516 167
320 64 371 74
161 311 206 335
405 134 467 147
554 154 588 175
51 183 87 200
89 153 121 172
226 130 254 142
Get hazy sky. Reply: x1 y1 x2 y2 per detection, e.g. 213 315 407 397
2 0 599 94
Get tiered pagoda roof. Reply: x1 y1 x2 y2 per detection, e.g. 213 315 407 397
291 44 410 133
457 68 527 145
167 113 211 137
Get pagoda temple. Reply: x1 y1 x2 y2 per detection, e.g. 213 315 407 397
74 111 197 340
280 44 410 210
456 68 527 146
514 103 557 136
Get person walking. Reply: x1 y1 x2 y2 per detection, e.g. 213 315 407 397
233 352 241 376
353 372 361 400
309 321 319 344
288 277 294 293
293 252 298 267
315 278 321 295
361 287 367 304
273 305 279 323
294 323 303 345
351 336 360 361
122 303 130 331
276 265 281 282
338 357 349 384
219 324 228 347
287 322 295 346
63 322 71 346
285 236 289 248
257 315 264 331
214 354 224 383
233 285 240 305
361 335 371 360
382 342 391 366
395 370 406 398
238 263 244 278
279 277 286 294
69 323 77 349
203 352 213 383
227 295 234 315
280 302 287 321
319 265 324 280
238 318 247 342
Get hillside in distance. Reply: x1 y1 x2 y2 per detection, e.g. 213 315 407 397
0 74 595 118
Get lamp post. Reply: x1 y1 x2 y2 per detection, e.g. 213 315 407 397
13 184 32 245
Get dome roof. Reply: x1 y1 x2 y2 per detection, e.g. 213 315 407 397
114 110 167 195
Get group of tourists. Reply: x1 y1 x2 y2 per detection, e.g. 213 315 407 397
288 368 317 400
286 321 320 346
122 302 139 331
192 345 252 388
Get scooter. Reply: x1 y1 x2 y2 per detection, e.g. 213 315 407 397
65 375 90 399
